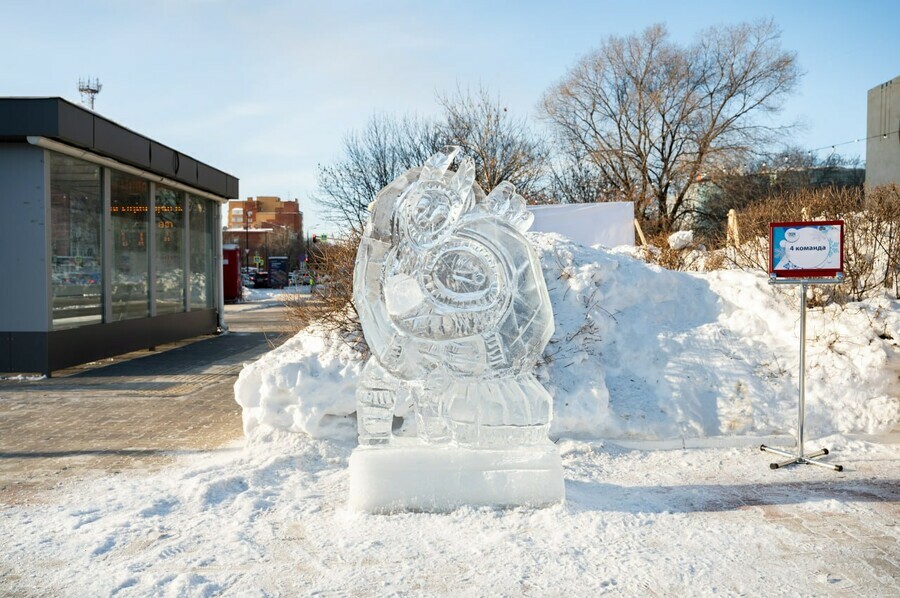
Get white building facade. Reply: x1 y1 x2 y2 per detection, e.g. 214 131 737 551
866 75 900 187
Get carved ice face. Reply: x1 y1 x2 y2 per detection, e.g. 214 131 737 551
384 233 511 341
411 189 452 235
401 181 466 250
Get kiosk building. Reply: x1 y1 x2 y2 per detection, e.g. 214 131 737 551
0 97 238 374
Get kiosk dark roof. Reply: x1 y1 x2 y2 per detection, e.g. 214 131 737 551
0 97 238 198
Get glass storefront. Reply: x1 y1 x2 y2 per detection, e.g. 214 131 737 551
155 185 185 314
50 153 103 329
110 171 151 321
189 196 215 309
47 150 219 328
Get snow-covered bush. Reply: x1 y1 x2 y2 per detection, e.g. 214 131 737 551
668 230 693 250
637 231 724 273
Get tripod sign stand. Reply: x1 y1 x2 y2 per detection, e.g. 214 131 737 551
759 220 845 472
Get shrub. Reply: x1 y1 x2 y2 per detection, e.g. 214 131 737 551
639 232 726 272
728 184 900 302
284 234 367 353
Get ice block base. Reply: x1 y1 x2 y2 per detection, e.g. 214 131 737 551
348 437 565 513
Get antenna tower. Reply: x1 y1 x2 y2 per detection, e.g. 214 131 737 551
77 77 102 110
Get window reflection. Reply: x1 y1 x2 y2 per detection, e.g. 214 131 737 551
110 171 150 320
189 196 215 309
49 152 217 326
155 186 185 314
50 153 102 329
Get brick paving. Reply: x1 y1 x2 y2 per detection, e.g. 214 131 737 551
0 299 296 505
747 485 900 595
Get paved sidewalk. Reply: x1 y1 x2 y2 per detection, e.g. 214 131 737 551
0 298 297 505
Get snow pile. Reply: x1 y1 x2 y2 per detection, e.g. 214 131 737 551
235 233 900 442
667 229 694 249
235 324 362 440
535 234 899 439
241 285 310 302
0 374 46 381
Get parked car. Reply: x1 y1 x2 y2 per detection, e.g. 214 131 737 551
251 270 269 288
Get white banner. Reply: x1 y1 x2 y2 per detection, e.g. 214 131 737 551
527 202 635 247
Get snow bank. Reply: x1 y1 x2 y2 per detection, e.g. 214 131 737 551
535 234 899 439
241 285 310 302
235 233 900 442
235 324 362 440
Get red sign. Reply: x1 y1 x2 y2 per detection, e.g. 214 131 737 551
768 220 844 278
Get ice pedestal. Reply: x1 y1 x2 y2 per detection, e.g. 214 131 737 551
348 438 565 513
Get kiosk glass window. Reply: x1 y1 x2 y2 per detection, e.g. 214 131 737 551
155 185 185 314
189 196 215 309
50 152 103 329
110 171 150 320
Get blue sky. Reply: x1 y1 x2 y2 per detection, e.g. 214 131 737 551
2 0 897 234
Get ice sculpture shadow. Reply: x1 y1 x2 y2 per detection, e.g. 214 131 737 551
564 478 898 514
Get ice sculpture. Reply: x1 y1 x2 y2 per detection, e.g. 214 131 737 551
348 146 565 512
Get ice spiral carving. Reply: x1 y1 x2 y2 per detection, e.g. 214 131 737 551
353 146 554 448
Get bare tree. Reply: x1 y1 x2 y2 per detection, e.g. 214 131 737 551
267 225 302 269
439 86 548 198
691 148 863 241
315 114 444 233
287 233 365 342
545 141 612 204
316 88 550 234
541 20 801 232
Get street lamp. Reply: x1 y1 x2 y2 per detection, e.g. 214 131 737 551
244 208 253 271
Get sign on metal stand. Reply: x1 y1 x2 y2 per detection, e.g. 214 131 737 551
760 220 845 472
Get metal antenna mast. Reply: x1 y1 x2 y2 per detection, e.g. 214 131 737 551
77 77 102 110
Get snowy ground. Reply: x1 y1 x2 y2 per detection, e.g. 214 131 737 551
3 234 898 596
240 285 311 304
2 433 898 596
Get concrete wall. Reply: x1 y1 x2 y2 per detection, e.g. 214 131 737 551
866 75 900 187
0 143 49 332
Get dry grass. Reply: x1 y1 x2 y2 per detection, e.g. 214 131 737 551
728 184 900 302
640 232 727 272
636 184 900 305
284 234 367 353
